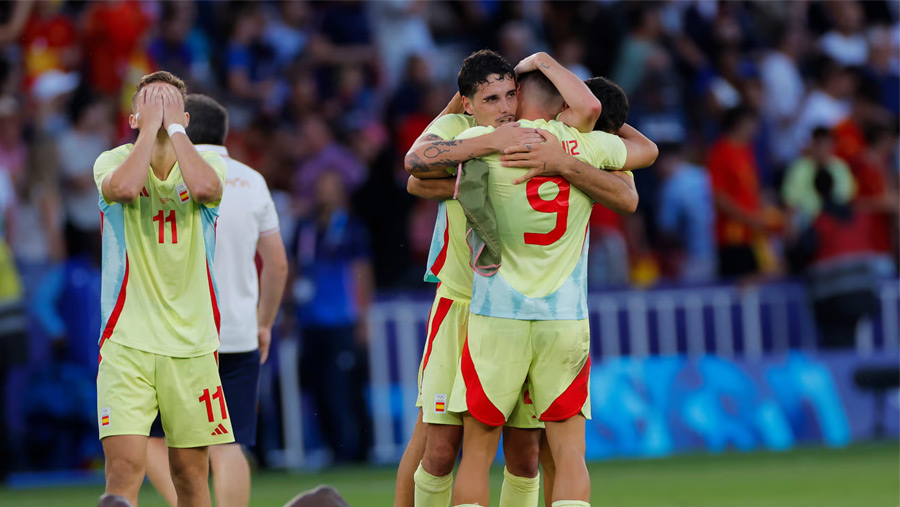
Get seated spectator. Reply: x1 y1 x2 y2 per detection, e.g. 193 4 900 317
782 127 855 226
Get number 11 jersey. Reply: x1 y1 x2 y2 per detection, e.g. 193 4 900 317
455 119 628 321
93 144 227 357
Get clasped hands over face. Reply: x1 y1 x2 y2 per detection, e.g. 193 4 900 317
135 84 186 131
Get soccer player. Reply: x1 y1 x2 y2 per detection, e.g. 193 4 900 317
93 71 229 507
144 94 288 507
446 69 658 507
398 51 648 507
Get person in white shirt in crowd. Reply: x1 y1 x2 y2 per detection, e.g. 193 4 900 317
759 25 807 167
144 94 288 507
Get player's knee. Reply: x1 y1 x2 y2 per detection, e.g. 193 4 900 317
505 446 539 478
106 455 145 483
422 443 457 476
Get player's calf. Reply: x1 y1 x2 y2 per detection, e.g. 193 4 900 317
451 415 503 506
168 446 211 507
543 416 589 503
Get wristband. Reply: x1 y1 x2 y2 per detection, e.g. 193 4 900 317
166 123 186 137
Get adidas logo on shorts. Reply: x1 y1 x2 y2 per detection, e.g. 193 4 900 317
211 423 229 436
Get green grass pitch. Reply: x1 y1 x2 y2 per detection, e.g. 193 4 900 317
1 443 896 506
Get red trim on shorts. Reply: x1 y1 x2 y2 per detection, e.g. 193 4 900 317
214 350 219 365
540 357 591 422
429 212 450 276
421 297 454 375
98 256 129 364
461 338 506 427
206 261 221 336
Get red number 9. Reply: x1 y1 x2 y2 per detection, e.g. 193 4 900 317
524 176 569 246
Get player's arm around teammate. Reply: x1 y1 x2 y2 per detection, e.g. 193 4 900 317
405 98 543 179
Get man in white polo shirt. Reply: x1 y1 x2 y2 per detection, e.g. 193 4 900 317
145 94 288 507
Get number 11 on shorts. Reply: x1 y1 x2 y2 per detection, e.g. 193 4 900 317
199 386 228 422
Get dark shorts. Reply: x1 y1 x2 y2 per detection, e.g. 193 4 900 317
151 349 261 447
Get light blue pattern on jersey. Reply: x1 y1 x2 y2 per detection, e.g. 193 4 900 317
423 201 447 283
200 205 221 302
470 236 590 320
98 197 126 344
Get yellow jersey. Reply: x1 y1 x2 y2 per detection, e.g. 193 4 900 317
94 144 227 357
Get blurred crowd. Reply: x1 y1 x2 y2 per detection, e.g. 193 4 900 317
0 0 897 471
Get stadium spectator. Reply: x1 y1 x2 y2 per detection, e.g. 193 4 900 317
292 116 367 215
147 2 199 86
20 1 79 91
820 1 869 66
848 125 899 271
291 169 373 463
708 106 769 279
789 169 882 349
370 0 436 92
782 127 856 225
225 2 280 119
791 58 854 158
656 143 716 283
58 94 115 264
82 1 151 96
759 25 807 167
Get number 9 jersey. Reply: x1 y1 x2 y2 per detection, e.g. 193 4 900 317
93 144 227 358
454 119 629 321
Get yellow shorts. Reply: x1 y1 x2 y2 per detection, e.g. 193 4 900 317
97 339 234 447
448 314 591 426
416 285 541 428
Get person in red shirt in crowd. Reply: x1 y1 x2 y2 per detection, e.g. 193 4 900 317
707 106 772 279
850 125 899 265
83 1 150 96
21 1 79 89
788 169 883 349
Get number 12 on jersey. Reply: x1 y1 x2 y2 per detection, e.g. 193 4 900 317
524 176 570 246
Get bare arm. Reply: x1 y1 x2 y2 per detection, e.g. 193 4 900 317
714 192 764 231
405 94 544 178
500 131 638 214
617 123 659 170
162 87 223 203
407 175 456 201
101 87 164 204
516 52 601 133
256 232 288 364
406 127 540 179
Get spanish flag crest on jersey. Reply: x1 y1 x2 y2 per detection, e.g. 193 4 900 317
176 183 190 203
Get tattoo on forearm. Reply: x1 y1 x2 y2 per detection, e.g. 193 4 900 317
406 151 463 173
539 63 550 70
424 139 460 159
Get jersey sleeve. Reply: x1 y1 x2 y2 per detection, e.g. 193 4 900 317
199 151 227 208
423 114 475 141
255 175 280 237
93 145 131 205
581 131 628 170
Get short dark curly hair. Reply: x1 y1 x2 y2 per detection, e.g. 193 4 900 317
457 49 515 99
585 77 629 134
